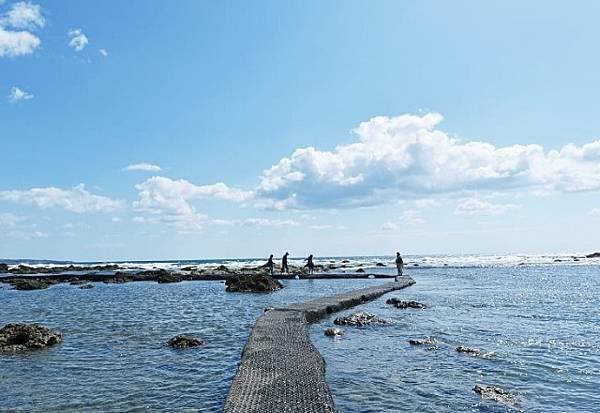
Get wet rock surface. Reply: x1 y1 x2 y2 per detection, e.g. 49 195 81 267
474 384 520 407
8 279 53 290
0 263 8 273
456 346 481 355
0 323 62 352
168 335 204 348
157 273 183 283
585 252 600 258
334 312 388 326
225 274 283 292
79 284 94 289
324 327 344 337
409 337 437 346
386 297 427 309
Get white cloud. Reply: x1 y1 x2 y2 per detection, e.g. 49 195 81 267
0 2 43 57
8 86 33 102
242 218 299 228
0 184 124 213
124 162 162 172
588 208 600 217
0 212 26 226
454 198 519 216
111 217 122 223
7 229 49 240
380 209 425 231
1 1 44 30
68 28 88 51
257 113 600 209
98 48 107 57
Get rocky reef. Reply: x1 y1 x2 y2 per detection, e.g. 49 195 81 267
0 323 62 352
386 297 427 309
225 274 283 292
168 335 204 349
334 312 388 326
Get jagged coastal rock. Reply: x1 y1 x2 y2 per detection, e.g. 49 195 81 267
409 337 437 346
168 335 204 348
386 297 427 309
0 263 8 273
225 274 283 292
0 323 62 352
324 327 344 337
585 252 600 258
9 279 53 291
334 312 388 326
157 273 183 283
474 384 520 407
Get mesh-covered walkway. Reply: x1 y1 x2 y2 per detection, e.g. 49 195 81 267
224 276 415 412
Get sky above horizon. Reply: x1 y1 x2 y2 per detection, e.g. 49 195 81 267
1 0 600 261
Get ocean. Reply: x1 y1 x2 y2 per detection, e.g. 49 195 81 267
1 255 598 412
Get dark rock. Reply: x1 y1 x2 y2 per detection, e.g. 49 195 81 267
355 268 365 273
386 298 426 309
334 312 388 326
413 263 420 267
375 262 386 267
409 337 436 346
168 335 204 349
79 284 94 289
157 273 183 283
341 260 350 263
324 327 343 337
137 268 169 278
0 263 8 273
9 279 52 291
473 385 520 407
0 323 62 351
225 274 283 293
103 276 131 284
585 252 600 258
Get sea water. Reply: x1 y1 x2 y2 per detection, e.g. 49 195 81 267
1 256 599 412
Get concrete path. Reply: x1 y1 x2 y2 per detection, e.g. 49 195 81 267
224 276 415 413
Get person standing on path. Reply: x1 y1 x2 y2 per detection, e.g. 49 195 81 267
305 254 315 276
281 252 289 274
395 252 404 281
267 254 274 276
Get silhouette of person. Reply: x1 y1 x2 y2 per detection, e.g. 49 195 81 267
267 254 274 276
281 252 289 274
395 252 404 281
305 254 315 275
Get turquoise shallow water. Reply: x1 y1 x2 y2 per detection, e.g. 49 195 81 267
1 264 599 412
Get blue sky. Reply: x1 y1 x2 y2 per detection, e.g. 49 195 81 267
1 0 599 260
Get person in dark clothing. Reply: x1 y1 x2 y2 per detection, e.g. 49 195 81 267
267 254 274 276
305 254 315 275
281 252 289 274
395 252 404 281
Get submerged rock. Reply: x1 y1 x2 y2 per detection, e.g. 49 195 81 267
103 275 131 284
409 337 437 346
79 284 94 289
225 275 283 293
0 323 62 352
324 327 344 337
0 263 8 273
386 298 427 309
375 262 386 267
9 279 52 291
456 346 481 355
355 268 365 273
474 384 520 407
334 312 388 327
168 335 204 349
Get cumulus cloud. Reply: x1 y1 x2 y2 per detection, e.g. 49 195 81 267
8 86 33 102
132 176 254 230
98 48 107 57
124 162 162 172
588 208 600 217
0 184 124 213
1 1 44 30
0 1 43 57
257 113 600 209
68 28 88 51
454 198 519 216
0 212 26 226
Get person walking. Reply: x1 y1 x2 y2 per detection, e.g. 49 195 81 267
305 254 315 276
395 252 404 281
266 254 274 276
281 252 289 274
